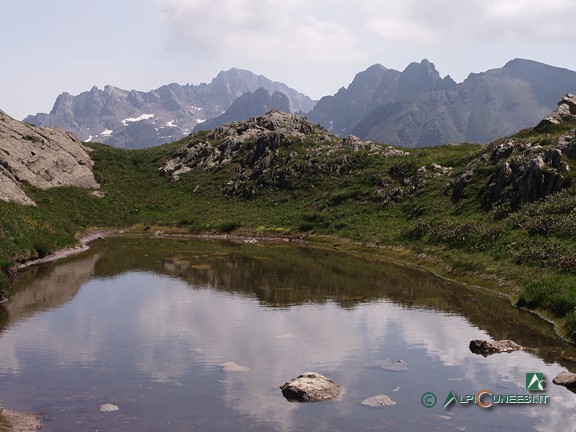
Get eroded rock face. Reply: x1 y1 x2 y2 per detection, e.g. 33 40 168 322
279 372 342 402
0 109 99 205
469 339 523 356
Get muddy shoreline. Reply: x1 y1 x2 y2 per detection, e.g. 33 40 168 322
15 229 123 272
0 405 42 432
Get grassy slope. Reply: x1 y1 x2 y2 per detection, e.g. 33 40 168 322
1 124 576 339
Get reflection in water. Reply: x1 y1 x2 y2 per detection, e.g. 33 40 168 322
1 237 576 431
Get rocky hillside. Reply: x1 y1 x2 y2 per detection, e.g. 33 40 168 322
160 110 408 198
157 96 576 226
449 94 576 210
309 59 576 148
24 69 315 149
0 110 99 206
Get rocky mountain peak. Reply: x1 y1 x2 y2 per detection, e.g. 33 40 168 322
25 69 315 149
397 59 456 97
49 92 74 115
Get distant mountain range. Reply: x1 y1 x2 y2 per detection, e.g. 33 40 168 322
309 58 576 147
24 69 315 149
24 59 576 148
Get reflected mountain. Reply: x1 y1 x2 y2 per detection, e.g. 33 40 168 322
2 236 575 367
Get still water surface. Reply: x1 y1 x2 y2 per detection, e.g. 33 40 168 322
1 237 576 431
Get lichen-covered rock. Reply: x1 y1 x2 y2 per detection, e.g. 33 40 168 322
469 339 523 356
279 372 342 402
0 109 99 205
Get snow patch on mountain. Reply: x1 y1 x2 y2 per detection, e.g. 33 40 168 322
122 114 155 126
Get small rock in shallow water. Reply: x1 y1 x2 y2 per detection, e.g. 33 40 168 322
469 339 522 356
100 403 119 412
280 372 342 402
553 371 576 388
361 395 396 407
364 359 409 372
220 362 250 372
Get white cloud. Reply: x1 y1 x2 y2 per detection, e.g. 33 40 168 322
158 0 576 69
159 0 360 63
365 17 438 42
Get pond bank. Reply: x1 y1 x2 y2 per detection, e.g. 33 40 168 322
5 225 556 337
0 405 42 432
0 225 573 430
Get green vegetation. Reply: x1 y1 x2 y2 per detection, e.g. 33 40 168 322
1 120 576 341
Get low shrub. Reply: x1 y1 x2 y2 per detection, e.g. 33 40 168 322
512 240 576 274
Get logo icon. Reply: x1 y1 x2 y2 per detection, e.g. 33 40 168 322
421 392 437 408
443 391 458 408
526 373 546 391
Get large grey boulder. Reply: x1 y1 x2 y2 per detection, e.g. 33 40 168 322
553 371 576 389
279 372 342 402
469 339 523 356
0 109 99 205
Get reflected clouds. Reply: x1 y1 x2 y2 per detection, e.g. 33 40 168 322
1 239 576 430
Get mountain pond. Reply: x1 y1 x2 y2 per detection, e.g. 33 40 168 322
1 237 576 431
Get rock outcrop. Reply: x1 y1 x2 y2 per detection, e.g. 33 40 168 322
469 339 523 356
536 94 576 128
449 96 576 210
0 109 99 205
160 110 407 198
279 372 342 402
194 88 291 132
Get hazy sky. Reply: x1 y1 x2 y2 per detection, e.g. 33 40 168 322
2 0 576 119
